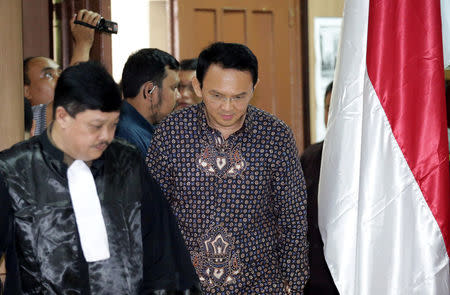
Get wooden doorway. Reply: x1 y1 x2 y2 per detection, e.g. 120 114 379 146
173 0 307 150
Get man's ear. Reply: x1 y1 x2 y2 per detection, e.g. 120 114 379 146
142 81 156 100
192 77 203 98
24 85 31 100
54 106 72 128
253 78 260 92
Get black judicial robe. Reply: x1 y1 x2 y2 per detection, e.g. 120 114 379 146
0 132 199 294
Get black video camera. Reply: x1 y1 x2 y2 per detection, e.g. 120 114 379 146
74 18 118 34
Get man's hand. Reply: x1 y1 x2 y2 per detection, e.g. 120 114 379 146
69 9 101 65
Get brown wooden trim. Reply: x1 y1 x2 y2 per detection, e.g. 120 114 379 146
300 0 311 148
59 0 74 69
0 0 24 150
48 0 54 59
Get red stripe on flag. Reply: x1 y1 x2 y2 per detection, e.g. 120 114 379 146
366 0 450 254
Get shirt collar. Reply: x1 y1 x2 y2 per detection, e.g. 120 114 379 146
196 102 255 137
121 100 155 133
39 123 103 171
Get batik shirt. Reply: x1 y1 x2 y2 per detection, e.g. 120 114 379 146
146 103 309 294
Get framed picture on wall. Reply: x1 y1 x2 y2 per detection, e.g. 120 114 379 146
314 17 342 142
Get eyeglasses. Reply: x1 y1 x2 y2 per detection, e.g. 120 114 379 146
208 92 253 103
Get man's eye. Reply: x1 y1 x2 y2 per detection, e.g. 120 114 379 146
44 72 54 79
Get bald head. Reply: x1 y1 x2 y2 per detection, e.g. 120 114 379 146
24 57 61 105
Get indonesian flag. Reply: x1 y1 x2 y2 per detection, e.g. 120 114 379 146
318 0 450 294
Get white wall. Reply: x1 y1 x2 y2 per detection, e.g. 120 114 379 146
111 0 170 83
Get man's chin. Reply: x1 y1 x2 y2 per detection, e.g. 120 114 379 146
175 103 189 110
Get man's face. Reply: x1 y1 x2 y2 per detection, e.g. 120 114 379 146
175 70 202 111
56 108 120 161
324 91 331 127
193 64 255 135
24 57 61 105
153 67 180 123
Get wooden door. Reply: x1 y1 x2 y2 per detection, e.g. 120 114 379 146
174 0 307 150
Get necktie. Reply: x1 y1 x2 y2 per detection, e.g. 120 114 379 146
67 160 110 262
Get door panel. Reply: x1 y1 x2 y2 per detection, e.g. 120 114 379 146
174 0 306 150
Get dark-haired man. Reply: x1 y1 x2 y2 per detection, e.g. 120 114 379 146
0 62 199 293
147 42 309 294
175 58 202 111
115 48 180 158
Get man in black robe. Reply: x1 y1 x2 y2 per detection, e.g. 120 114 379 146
0 62 199 294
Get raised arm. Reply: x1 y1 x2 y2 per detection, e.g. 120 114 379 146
69 9 101 66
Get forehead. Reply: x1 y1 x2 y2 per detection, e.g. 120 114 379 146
28 57 60 73
202 64 253 90
74 109 120 122
162 66 179 85
179 70 196 83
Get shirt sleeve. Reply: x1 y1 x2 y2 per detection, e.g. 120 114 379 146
0 174 12 256
0 173 20 294
145 126 174 201
270 123 309 293
140 165 200 294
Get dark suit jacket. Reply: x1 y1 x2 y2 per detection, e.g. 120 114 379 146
300 141 339 295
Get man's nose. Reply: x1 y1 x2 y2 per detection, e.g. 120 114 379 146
100 125 114 142
175 88 181 101
181 88 189 99
52 72 61 87
222 98 232 111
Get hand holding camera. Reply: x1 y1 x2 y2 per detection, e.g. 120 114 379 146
69 9 118 66
73 10 118 35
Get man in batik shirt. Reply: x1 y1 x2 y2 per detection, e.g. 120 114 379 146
147 42 309 294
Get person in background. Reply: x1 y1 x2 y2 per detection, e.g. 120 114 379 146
115 48 181 158
0 61 199 294
24 97 35 139
147 42 309 294
23 9 101 136
300 81 339 295
174 58 202 111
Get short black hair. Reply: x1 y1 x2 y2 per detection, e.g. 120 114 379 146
53 61 122 118
180 58 198 71
196 42 258 88
23 56 37 85
24 97 33 132
121 48 179 99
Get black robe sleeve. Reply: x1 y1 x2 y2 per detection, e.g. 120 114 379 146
140 171 201 294
0 175 10 255
0 174 20 294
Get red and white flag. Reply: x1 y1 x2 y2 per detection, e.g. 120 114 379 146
318 0 450 294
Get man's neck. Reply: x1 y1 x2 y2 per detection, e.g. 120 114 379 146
125 98 155 125
205 111 246 140
49 123 91 166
